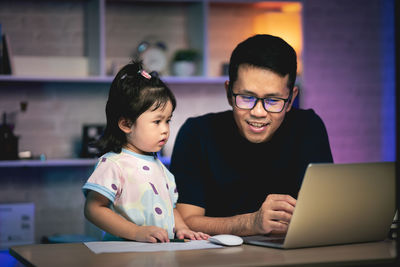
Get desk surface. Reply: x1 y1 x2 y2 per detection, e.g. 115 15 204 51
10 240 397 267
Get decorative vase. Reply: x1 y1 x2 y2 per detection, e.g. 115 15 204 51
172 61 196 76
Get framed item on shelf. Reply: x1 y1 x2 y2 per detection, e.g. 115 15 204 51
136 39 168 75
80 124 105 158
0 24 2 74
2 33 14 75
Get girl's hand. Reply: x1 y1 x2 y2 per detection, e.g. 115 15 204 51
174 227 210 240
134 226 169 243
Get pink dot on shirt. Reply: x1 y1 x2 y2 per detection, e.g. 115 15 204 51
111 184 117 190
143 166 150 171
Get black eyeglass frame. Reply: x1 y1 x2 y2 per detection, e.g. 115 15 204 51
231 91 292 113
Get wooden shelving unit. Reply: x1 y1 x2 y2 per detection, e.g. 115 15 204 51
0 0 301 81
0 156 170 168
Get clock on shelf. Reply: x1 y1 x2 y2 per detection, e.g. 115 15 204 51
136 39 168 76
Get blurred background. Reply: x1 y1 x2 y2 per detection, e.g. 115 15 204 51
0 0 396 262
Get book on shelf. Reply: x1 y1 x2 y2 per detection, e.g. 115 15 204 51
2 33 14 75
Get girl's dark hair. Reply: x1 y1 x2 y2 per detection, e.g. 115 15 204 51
96 60 176 155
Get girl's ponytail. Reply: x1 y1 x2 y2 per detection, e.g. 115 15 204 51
94 60 176 155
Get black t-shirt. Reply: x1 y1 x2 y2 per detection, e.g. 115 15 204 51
170 108 333 217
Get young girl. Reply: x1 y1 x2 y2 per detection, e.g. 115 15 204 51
82 61 208 243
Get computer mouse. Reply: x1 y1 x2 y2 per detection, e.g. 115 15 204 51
208 234 244 246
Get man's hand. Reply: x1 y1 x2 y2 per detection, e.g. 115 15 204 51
176 195 296 236
253 194 296 234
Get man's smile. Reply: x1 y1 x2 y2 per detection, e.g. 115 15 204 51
246 120 270 133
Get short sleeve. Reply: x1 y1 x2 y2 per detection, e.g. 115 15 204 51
303 110 333 163
82 157 124 203
170 118 207 208
294 109 333 181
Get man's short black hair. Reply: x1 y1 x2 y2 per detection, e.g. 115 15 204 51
228 34 297 96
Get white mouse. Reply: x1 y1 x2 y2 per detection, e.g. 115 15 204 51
208 234 243 246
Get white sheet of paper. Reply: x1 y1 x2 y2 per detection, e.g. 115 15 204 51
84 240 223 254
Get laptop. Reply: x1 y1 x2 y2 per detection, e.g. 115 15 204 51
243 162 396 249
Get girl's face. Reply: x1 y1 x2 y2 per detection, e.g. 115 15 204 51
120 100 173 155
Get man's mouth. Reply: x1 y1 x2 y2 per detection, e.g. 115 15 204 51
246 121 270 132
247 121 269 128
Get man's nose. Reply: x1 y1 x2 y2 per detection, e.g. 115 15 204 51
250 99 268 117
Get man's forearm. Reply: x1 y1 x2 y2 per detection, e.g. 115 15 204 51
184 213 258 236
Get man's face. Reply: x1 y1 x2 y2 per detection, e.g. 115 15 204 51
226 65 297 143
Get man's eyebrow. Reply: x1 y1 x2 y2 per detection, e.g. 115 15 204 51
236 89 255 95
237 89 283 97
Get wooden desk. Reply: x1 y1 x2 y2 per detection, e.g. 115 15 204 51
10 240 397 267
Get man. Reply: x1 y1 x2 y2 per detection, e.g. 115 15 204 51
170 34 333 236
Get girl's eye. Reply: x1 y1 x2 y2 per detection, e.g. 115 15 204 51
167 119 171 124
154 120 161 124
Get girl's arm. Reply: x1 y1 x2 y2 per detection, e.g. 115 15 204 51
173 208 209 240
84 190 169 243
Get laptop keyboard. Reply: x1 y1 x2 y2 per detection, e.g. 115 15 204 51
243 235 285 244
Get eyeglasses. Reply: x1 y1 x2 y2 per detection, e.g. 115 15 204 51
232 92 291 113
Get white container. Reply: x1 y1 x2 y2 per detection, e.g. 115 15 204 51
172 61 196 76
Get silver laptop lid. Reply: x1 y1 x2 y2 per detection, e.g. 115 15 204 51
284 162 395 248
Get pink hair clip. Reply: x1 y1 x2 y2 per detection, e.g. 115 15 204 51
138 69 151 79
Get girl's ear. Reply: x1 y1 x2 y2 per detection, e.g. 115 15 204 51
118 118 133 134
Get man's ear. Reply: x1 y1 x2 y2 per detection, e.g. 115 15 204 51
118 118 133 134
225 80 233 107
285 86 299 112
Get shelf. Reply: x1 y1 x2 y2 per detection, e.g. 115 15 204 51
0 156 171 168
0 159 97 168
0 75 227 84
0 75 112 84
0 0 302 81
164 76 228 84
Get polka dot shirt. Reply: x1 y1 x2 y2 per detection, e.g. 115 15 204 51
83 149 178 240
